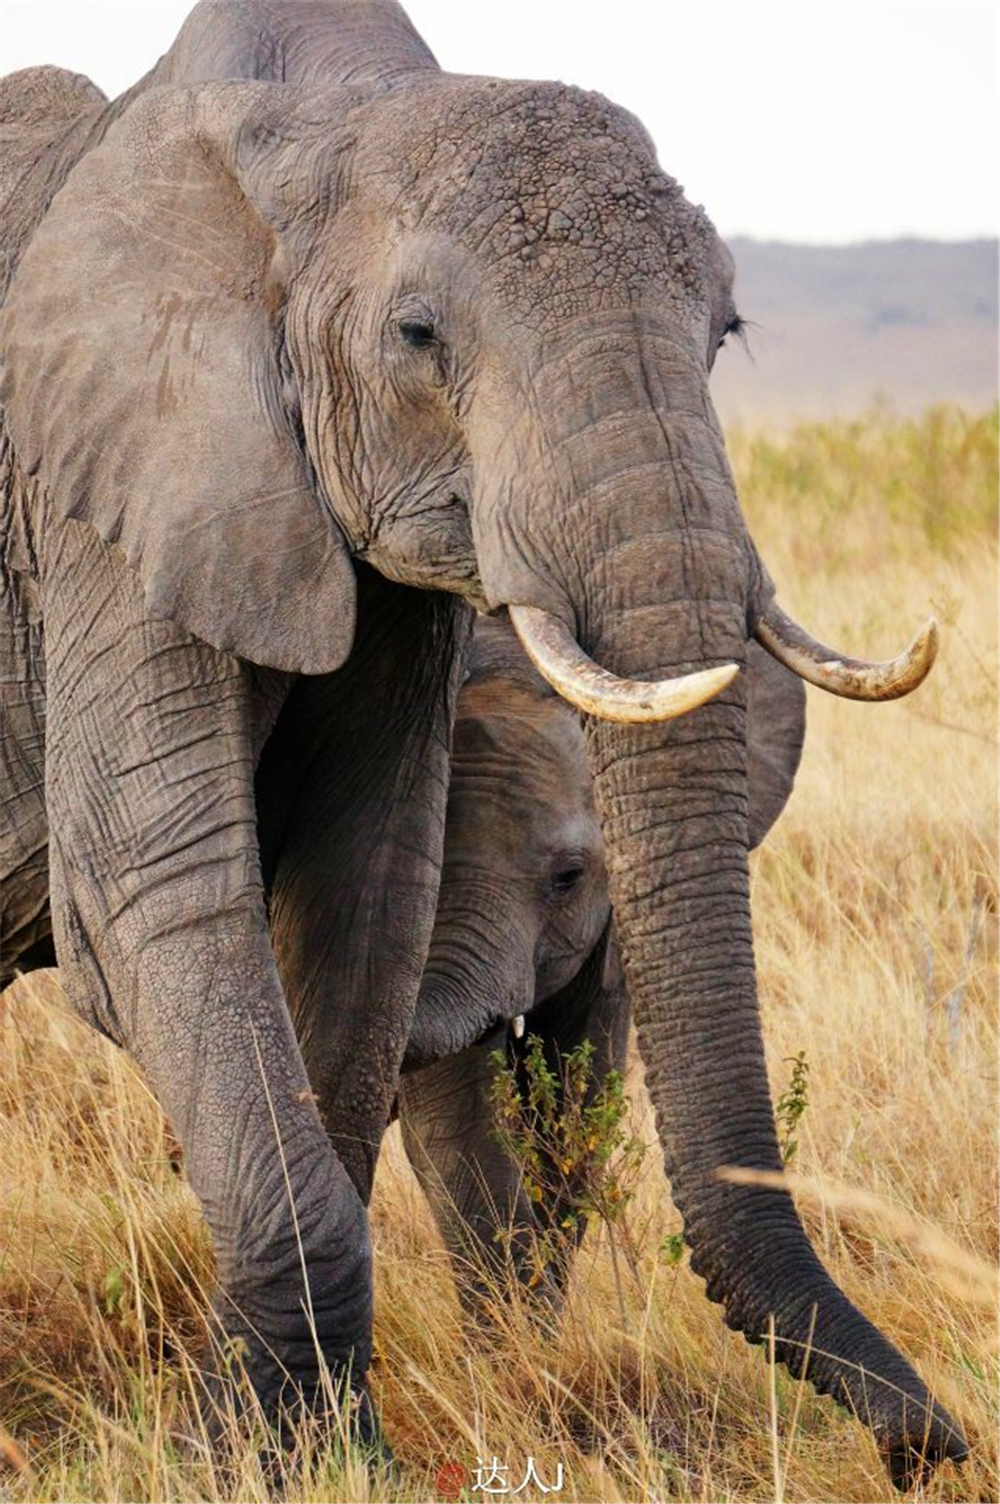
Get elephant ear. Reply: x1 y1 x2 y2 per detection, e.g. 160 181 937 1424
1 83 355 674
746 639 806 849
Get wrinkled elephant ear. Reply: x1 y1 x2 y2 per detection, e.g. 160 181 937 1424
1 82 356 674
746 639 806 848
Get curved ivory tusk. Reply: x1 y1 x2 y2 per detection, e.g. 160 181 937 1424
508 605 739 723
755 602 938 701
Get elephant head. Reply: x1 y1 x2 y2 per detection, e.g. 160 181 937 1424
0 3 959 1481
405 614 611 1068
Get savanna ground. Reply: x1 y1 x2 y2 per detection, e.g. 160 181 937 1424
2 405 997 1504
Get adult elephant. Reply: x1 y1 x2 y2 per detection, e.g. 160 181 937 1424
398 618 805 1314
0 0 962 1483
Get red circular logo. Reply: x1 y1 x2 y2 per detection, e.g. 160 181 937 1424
435 1460 470 1500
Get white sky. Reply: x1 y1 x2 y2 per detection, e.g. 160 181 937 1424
2 0 996 244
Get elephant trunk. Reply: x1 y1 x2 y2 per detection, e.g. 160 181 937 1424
585 660 962 1485
477 325 967 1485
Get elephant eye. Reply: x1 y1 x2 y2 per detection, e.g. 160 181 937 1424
398 318 437 350
717 311 746 351
549 863 586 900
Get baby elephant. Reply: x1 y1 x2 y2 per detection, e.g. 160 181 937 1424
398 617 621 1307
397 617 804 1310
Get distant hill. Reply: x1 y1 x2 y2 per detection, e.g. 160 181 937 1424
710 238 998 427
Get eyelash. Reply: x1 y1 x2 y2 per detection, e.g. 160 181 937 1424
718 313 745 350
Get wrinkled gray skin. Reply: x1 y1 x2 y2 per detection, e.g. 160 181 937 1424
398 619 803 1312
0 0 965 1481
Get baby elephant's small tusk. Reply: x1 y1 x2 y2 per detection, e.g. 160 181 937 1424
512 1014 525 1039
755 602 939 701
508 605 739 723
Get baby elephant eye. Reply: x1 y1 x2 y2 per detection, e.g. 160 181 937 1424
398 318 436 349
549 864 585 899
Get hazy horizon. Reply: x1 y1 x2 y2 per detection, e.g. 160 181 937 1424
727 233 999 248
714 237 998 423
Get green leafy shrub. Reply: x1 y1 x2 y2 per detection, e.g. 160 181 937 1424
489 1035 648 1315
775 1050 810 1165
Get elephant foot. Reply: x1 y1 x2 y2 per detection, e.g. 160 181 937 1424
210 1385 394 1496
200 1335 392 1481
262 1382 395 1488
455 1256 568 1343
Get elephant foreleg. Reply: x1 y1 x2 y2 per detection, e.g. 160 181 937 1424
1 572 52 983
41 522 377 1433
398 1025 539 1314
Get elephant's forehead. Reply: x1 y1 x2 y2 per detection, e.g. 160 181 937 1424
454 689 592 803
389 80 717 313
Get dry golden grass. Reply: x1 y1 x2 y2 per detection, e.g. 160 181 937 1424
2 406 997 1502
